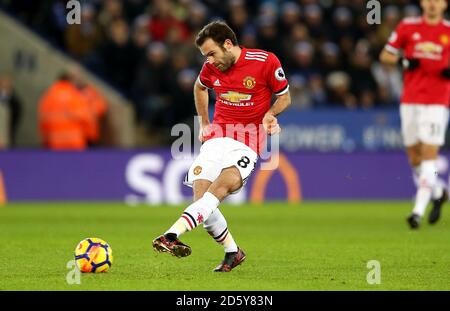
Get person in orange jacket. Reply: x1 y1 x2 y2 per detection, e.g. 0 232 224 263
68 66 108 146
38 73 96 150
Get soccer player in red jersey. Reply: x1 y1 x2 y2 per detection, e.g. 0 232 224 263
380 0 450 229
153 21 291 271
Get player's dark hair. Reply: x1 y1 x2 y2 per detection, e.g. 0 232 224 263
195 21 238 48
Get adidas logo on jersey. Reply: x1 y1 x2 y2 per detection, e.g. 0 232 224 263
214 79 221 86
412 32 421 40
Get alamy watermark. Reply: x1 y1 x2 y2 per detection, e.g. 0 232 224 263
67 1 382 25
171 117 280 170
367 0 381 25
66 259 81 285
66 0 81 25
366 260 381 285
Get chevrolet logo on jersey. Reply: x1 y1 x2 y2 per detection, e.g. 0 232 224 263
220 91 252 103
415 41 443 54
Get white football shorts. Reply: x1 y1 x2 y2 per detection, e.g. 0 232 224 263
400 104 449 147
184 137 258 192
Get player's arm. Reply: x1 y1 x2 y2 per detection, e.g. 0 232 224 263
379 49 399 66
380 49 419 70
194 80 210 142
441 30 450 79
263 91 291 135
380 20 419 71
264 54 291 135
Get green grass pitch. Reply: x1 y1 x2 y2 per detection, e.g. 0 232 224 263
0 201 449 290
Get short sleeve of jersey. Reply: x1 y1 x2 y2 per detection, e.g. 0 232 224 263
266 53 289 96
197 62 214 89
385 20 407 55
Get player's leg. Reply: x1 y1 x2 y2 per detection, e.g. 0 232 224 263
424 107 450 224
405 143 424 227
407 143 447 208
193 179 240 254
203 208 239 255
193 179 212 201
206 166 247 272
206 166 242 201
153 185 222 258
410 144 439 222
406 143 422 186
163 177 231 239
153 138 255 271
154 166 244 259
206 141 257 272
195 179 240 261
152 179 219 257
153 139 249 258
152 140 223 257
401 105 424 228
191 179 239 252
422 144 448 224
409 105 449 227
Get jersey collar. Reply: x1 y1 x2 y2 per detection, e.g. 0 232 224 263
233 46 247 67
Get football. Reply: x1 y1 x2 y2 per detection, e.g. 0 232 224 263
74 238 113 273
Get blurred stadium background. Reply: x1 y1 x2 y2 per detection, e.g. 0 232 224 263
2 0 450 291
1 0 447 204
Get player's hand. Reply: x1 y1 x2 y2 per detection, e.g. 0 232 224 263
198 123 212 142
399 57 420 71
441 67 450 79
263 112 281 135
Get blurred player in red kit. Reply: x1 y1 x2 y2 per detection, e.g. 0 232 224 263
380 0 450 229
153 21 291 271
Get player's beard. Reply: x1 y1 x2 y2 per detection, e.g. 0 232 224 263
216 50 236 72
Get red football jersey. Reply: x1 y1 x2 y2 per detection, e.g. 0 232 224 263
197 47 289 154
385 17 450 106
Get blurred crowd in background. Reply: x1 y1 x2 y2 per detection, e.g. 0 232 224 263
0 0 425 149
0 74 21 147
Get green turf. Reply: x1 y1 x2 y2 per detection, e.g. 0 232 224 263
0 201 449 290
